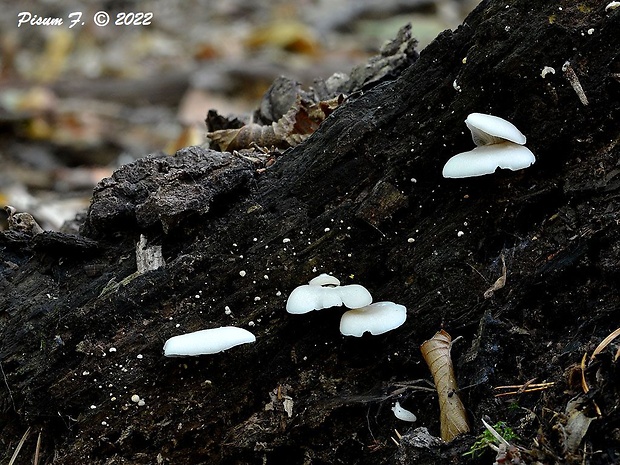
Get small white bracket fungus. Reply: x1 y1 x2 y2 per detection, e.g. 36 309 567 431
442 143 536 178
286 285 342 313
286 274 372 314
308 273 340 287
338 284 375 309
465 113 526 146
392 401 417 422
442 113 535 178
339 301 407 336
163 326 256 356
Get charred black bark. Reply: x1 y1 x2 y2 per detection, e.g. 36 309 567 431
1 1 619 464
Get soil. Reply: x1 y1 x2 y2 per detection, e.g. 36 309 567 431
1 0 619 464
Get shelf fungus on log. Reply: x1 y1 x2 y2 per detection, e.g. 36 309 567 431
286 273 372 314
420 329 470 442
442 113 535 178
163 326 256 357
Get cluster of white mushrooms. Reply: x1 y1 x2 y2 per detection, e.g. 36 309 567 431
442 112 535 178
285 273 407 337
163 113 533 356
161 112 533 424
162 113 533 355
162 273 412 421
163 273 407 357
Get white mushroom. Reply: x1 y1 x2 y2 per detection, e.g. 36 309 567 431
286 284 343 313
465 112 526 146
308 273 341 287
339 301 407 336
540 66 556 78
442 143 536 178
163 326 255 356
442 113 535 178
286 283 372 314
606 2 620 12
286 274 373 314
338 284 375 309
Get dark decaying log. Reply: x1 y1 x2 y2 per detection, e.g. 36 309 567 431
1 1 620 464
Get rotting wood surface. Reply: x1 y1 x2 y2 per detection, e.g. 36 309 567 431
1 1 620 464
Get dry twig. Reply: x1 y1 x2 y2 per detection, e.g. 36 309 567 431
590 327 620 360
390 429 403 446
562 61 589 106
579 351 602 416
494 380 555 397
9 427 31 465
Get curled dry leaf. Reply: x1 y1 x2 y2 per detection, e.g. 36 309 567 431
559 397 596 454
420 329 470 442
207 96 341 151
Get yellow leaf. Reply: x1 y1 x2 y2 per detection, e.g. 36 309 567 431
244 21 319 55
165 125 204 155
36 30 74 82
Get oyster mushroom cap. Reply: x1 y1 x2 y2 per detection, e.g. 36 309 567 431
308 273 340 287
442 143 535 178
465 113 527 146
286 284 331 314
392 401 417 422
339 301 407 336
163 326 256 356
286 283 373 314
338 284 373 309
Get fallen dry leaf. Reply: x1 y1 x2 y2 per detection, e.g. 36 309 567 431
207 96 341 151
559 397 596 454
420 329 470 442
